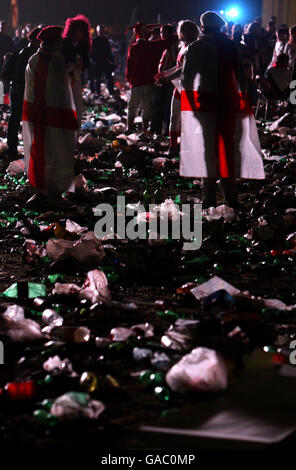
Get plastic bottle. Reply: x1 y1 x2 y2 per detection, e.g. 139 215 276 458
42 309 64 327
50 326 91 343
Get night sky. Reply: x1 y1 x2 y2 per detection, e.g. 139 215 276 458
0 0 262 28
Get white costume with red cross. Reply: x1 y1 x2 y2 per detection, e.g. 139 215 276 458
180 33 265 179
22 49 78 194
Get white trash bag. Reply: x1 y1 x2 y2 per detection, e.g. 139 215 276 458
47 232 105 265
166 347 228 394
50 392 105 420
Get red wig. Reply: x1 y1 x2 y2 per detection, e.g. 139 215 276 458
63 14 92 51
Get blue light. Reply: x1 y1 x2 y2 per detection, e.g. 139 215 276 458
225 7 239 19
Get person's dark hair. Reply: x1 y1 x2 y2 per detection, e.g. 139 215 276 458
247 22 261 35
268 20 276 28
178 20 199 44
232 23 243 35
161 24 175 39
277 27 287 36
28 27 42 43
232 31 242 43
206 26 222 33
63 14 92 51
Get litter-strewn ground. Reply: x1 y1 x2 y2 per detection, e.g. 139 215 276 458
0 85 295 459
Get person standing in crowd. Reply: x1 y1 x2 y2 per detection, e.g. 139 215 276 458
125 22 177 134
267 27 288 70
266 53 291 100
22 26 78 206
62 14 92 130
232 23 253 69
284 25 296 69
232 23 243 38
180 11 265 209
265 20 277 63
92 24 115 96
266 20 277 42
154 20 199 155
151 24 179 138
226 21 234 38
12 27 23 49
232 24 254 106
0 21 14 73
270 16 277 27
170 20 199 155
6 27 41 162
14 25 32 51
243 22 266 76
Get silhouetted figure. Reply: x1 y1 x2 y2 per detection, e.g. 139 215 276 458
92 25 115 96
6 28 41 161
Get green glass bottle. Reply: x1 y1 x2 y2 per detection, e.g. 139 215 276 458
154 386 170 401
1 282 46 299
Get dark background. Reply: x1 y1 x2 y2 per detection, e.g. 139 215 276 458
0 0 262 27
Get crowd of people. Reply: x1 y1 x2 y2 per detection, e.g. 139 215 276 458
0 11 293 208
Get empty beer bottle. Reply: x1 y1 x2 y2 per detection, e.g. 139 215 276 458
1 282 47 299
80 371 119 392
50 326 91 343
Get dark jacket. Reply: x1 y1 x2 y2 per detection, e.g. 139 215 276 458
12 44 39 95
62 38 90 70
0 32 14 73
92 35 115 71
